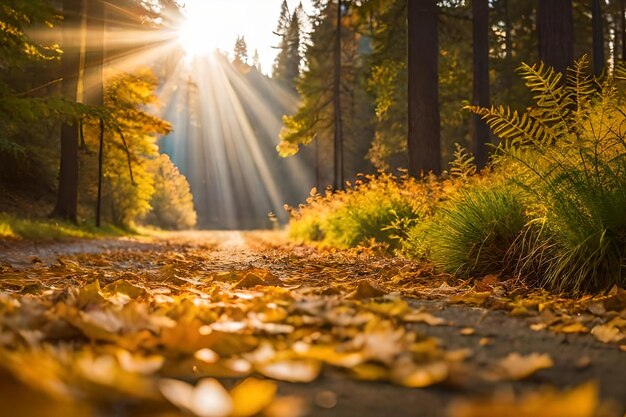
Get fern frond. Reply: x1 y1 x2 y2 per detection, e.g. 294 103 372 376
466 105 555 146
450 143 476 178
518 62 574 137
566 55 595 120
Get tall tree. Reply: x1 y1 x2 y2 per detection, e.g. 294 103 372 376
536 0 574 73
233 35 249 70
53 0 83 222
472 0 490 169
83 0 105 106
334 0 344 189
407 0 441 176
619 0 626 61
82 0 106 226
591 0 604 76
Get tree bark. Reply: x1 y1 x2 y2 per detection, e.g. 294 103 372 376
536 0 574 73
84 0 105 106
472 0 490 169
591 0 604 76
503 0 513 93
53 0 83 223
619 0 626 62
407 0 441 177
333 0 344 190
83 0 106 227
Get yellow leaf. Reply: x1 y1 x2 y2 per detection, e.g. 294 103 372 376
349 280 386 300
403 311 447 326
349 363 389 381
496 353 554 380
256 359 321 383
75 281 106 308
448 382 599 417
115 350 164 375
229 378 277 417
159 378 233 417
391 358 449 388
591 323 625 344
264 396 309 417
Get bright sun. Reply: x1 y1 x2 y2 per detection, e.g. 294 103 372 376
177 1 233 57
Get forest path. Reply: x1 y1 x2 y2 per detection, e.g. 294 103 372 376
0 231 625 417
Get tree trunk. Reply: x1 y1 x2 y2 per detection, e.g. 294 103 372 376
53 0 83 223
83 0 106 226
407 0 441 177
84 0 105 106
619 0 626 62
536 0 574 73
503 0 513 93
591 0 604 76
472 0 490 169
333 0 344 190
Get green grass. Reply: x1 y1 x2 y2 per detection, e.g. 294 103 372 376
423 186 527 277
0 212 128 240
511 136 626 292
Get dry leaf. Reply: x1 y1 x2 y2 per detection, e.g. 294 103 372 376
159 378 233 417
591 323 625 344
391 359 449 388
494 353 554 380
229 378 277 417
403 311 447 326
350 280 386 300
256 359 321 383
448 382 600 417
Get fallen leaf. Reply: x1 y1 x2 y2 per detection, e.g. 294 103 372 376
159 378 233 417
264 396 309 417
403 311 447 326
229 378 277 417
494 353 554 380
256 359 321 383
449 291 490 306
448 382 600 417
591 323 625 344
349 280 386 300
115 350 164 375
460 328 475 336
391 359 449 388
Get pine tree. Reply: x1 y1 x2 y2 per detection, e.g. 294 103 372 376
407 0 441 176
273 2 303 89
472 0 490 169
53 0 84 222
253 49 261 71
278 0 373 188
537 0 574 73
233 35 249 71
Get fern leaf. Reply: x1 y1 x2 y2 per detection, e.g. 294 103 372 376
465 105 555 146
566 55 595 119
518 62 574 138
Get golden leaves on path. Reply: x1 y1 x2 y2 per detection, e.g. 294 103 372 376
0 256 464 415
448 382 601 417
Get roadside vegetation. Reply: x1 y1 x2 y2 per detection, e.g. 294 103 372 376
288 57 626 294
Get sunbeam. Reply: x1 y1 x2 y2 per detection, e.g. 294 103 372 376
158 53 315 229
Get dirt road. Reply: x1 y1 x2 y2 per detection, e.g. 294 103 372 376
0 231 624 417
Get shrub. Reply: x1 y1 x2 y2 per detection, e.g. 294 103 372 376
288 173 423 249
469 56 626 292
145 155 197 230
424 186 527 277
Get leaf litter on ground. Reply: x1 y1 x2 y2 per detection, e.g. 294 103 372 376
0 233 624 416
